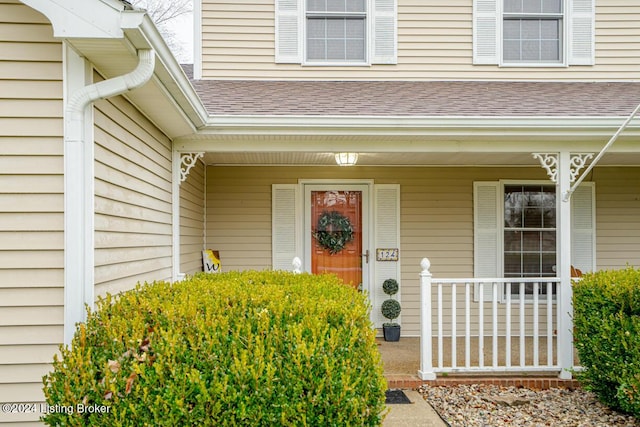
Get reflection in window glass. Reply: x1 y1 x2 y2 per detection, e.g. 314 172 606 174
504 185 556 279
306 0 366 62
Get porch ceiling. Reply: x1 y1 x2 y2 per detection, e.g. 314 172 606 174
203 151 640 167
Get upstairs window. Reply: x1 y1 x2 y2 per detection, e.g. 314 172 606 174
275 0 396 65
503 0 563 64
306 0 366 63
473 0 594 66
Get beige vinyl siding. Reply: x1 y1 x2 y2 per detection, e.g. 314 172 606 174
93 88 174 298
0 1 63 424
180 159 205 275
206 166 553 336
201 0 640 81
205 168 272 271
595 167 640 269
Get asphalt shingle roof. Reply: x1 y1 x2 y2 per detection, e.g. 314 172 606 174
182 67 640 117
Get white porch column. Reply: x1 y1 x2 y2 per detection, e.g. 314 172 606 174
172 151 205 281
418 258 436 380
534 151 593 379
557 151 573 379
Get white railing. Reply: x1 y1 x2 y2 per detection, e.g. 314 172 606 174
418 258 564 379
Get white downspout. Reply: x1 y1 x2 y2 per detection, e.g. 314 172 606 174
64 48 155 344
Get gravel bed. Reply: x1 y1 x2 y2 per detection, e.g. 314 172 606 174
419 384 639 426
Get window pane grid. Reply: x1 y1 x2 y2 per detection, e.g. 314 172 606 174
306 0 366 62
307 17 365 61
503 185 557 296
503 0 563 63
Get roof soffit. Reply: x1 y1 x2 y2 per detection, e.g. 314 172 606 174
20 0 129 38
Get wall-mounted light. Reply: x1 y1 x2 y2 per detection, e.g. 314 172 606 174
334 152 358 166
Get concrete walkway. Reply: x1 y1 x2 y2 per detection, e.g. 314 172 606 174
382 390 447 427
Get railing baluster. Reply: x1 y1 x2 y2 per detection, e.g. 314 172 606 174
478 282 484 368
465 282 471 368
506 282 511 368
519 282 525 367
451 282 457 368
492 282 498 368
533 282 539 366
547 281 553 366
437 283 443 369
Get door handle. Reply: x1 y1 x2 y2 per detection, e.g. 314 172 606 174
361 250 370 264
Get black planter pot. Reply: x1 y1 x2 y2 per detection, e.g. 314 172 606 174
383 324 401 342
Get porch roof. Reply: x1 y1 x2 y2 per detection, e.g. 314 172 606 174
186 75 640 118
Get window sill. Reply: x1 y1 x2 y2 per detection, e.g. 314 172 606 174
302 61 371 67
499 62 568 68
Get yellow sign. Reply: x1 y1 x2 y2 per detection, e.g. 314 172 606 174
203 250 221 273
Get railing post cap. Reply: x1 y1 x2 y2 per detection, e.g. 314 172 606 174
292 257 302 273
420 258 431 272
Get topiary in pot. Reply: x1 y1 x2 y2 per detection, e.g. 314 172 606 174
381 278 401 341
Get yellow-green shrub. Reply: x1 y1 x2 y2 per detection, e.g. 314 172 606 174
573 267 640 417
42 271 387 426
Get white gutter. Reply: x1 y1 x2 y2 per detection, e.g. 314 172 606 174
64 48 155 344
564 102 640 201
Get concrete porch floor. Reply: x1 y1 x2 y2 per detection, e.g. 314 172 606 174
377 337 581 390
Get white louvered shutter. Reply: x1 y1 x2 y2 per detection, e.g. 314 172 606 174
371 0 397 64
275 0 301 63
568 0 595 65
474 182 500 301
272 184 299 270
374 184 400 327
571 183 595 273
473 0 499 64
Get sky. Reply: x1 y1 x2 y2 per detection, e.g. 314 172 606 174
167 11 194 63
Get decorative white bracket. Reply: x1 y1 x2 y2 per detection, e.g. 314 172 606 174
532 153 559 183
180 152 204 184
568 153 595 183
532 152 594 184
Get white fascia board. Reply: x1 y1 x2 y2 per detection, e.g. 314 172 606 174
21 0 126 38
174 115 640 154
202 115 640 136
136 17 209 128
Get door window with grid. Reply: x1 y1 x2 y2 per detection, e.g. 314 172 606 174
503 184 557 296
306 0 366 62
503 0 563 63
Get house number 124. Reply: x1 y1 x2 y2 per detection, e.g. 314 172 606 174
376 248 399 262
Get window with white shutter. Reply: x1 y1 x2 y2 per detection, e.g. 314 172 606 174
275 0 397 65
473 181 595 301
473 0 594 66
272 184 300 271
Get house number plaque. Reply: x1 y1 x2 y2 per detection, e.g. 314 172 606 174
376 248 399 261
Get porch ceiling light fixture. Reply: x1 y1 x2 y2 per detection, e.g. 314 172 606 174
334 152 358 166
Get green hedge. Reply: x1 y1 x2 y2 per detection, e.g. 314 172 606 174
42 271 387 426
573 267 640 417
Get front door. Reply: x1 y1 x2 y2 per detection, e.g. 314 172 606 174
305 185 369 291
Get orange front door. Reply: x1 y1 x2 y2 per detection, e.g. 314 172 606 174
310 190 362 289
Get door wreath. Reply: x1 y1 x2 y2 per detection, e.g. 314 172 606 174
312 210 354 254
